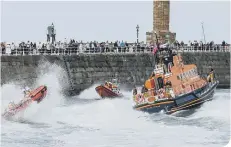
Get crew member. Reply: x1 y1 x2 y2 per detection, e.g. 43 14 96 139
23 86 31 96
164 81 170 97
149 72 155 79
141 85 148 93
159 89 165 98
209 68 214 82
22 87 31 103
207 68 214 83
108 82 112 90
8 101 16 110
105 81 109 88
133 86 137 95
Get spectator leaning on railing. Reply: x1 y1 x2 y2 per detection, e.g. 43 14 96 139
0 39 230 55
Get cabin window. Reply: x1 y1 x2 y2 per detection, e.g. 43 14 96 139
183 72 187 78
189 70 192 76
189 70 193 76
181 73 185 80
194 68 198 75
179 74 183 80
193 69 196 75
192 68 195 75
186 71 190 78
193 68 197 75
180 74 184 80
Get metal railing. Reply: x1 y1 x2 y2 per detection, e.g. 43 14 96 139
0 46 230 56
177 46 230 53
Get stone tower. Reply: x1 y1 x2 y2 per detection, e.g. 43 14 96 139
146 0 176 45
153 0 170 32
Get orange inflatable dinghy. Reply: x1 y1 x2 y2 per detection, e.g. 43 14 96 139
2 85 48 119
95 84 123 98
29 85 47 103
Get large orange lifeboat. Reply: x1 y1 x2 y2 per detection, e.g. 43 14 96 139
133 48 219 114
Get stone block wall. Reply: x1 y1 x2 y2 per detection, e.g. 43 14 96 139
1 52 230 96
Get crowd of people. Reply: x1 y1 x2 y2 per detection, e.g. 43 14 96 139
0 39 230 55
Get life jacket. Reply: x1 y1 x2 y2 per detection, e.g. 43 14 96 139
108 83 112 89
210 72 214 82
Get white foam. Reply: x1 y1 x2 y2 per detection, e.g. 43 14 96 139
77 83 101 99
189 89 230 123
1 61 68 124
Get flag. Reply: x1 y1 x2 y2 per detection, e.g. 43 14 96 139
152 46 158 55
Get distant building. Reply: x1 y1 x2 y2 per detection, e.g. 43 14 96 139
146 0 176 45
47 23 56 45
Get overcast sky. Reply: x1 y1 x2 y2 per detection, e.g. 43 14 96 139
1 0 230 43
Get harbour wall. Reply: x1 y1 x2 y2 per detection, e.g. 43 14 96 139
1 52 230 96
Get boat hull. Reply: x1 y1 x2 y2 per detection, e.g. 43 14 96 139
166 81 218 114
2 85 48 119
134 81 219 114
30 85 47 103
95 85 123 98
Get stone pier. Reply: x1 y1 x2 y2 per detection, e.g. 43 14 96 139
1 52 230 96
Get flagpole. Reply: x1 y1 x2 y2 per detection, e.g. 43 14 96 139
154 31 160 64
201 22 206 44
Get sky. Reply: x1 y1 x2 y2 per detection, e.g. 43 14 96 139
1 0 230 44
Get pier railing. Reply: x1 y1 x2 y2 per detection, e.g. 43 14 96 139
1 46 230 56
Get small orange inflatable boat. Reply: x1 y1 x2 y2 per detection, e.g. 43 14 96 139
95 80 123 98
29 85 47 103
95 85 123 98
2 85 48 119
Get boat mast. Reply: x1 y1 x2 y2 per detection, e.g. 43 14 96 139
201 22 206 44
154 31 160 90
154 31 160 66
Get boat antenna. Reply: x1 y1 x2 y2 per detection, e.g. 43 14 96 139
154 31 160 50
201 22 206 44
154 31 160 65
